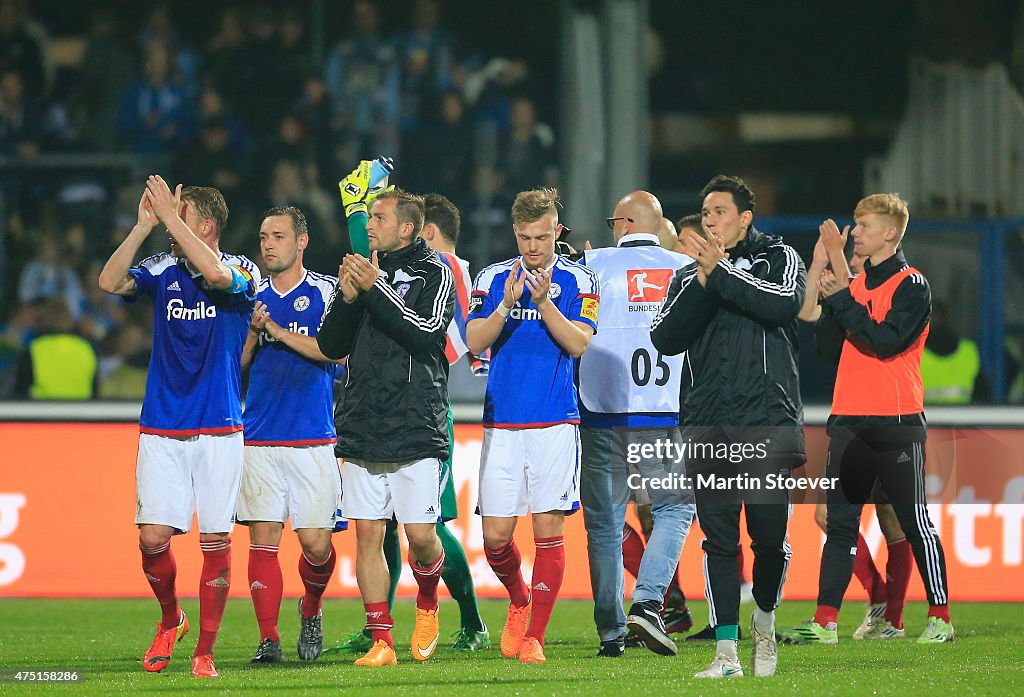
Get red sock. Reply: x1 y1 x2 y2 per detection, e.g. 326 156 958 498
524 536 565 646
885 538 913 628
737 547 747 584
853 533 887 604
485 540 530 607
299 545 336 618
140 541 180 629
364 601 394 648
195 539 231 657
621 524 644 580
813 605 840 627
410 550 444 611
928 604 951 622
248 544 282 642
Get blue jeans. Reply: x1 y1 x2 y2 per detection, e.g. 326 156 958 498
580 426 695 642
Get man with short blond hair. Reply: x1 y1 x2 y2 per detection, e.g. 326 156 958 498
802 192 954 644
466 187 600 663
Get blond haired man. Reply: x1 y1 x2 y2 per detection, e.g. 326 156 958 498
466 187 600 663
796 193 954 645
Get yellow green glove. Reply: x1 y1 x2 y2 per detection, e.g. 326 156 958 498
338 160 391 218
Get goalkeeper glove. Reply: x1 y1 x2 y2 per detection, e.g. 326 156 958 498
338 160 391 218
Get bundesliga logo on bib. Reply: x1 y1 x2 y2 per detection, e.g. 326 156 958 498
626 269 673 302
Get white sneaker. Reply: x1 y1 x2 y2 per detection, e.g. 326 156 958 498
750 617 777 677
853 603 887 640
694 653 744 679
865 619 905 640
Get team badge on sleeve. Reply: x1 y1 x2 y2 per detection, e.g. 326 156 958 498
580 296 599 323
469 293 485 315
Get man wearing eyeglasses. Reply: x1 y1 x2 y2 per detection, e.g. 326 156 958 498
578 191 695 658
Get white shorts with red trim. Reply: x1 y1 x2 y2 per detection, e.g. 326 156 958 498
478 424 581 517
135 432 243 534
237 444 344 530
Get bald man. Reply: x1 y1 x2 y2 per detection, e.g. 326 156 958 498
658 218 679 251
579 191 695 657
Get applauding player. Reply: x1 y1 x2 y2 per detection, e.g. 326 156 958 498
238 206 344 664
98 178 259 678
466 188 600 663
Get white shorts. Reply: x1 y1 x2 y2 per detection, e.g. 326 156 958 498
478 424 581 517
342 457 441 524
135 432 243 534
236 444 344 530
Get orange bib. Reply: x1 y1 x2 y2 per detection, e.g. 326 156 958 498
831 267 929 416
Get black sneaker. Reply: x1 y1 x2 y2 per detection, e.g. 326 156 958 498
625 601 677 656
297 597 324 661
251 637 284 663
624 632 645 648
685 623 742 642
597 638 625 657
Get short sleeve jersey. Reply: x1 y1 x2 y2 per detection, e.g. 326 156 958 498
128 252 260 436
468 255 600 428
244 271 338 446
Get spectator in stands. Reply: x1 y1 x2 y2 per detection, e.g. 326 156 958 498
0 302 38 398
0 69 42 158
98 324 151 399
399 0 454 133
173 116 246 211
196 86 250 153
921 300 987 403
497 96 557 202
228 5 287 142
138 5 200 94
292 75 336 191
16 297 97 400
18 233 86 321
324 0 400 161
71 8 136 151
0 0 52 100
254 114 313 200
118 41 193 156
205 7 247 100
675 214 702 254
406 90 474 210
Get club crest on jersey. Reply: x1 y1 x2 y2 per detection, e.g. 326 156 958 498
548 282 561 299
166 298 217 321
396 282 411 298
626 269 673 302
293 295 310 311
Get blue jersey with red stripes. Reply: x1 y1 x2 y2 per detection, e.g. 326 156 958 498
128 252 259 436
468 255 600 428
244 270 338 446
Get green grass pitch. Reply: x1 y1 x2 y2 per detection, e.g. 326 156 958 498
0 599 1018 695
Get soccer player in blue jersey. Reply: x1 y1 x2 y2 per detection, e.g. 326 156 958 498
236 206 343 664
466 187 600 663
98 176 260 679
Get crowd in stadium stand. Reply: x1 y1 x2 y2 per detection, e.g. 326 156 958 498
0 0 558 399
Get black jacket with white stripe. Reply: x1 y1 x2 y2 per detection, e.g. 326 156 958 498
651 227 807 467
317 237 455 462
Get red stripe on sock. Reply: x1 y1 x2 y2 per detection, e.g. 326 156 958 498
140 542 179 629
885 538 912 629
195 541 231 657
248 546 282 643
364 601 394 648
299 545 336 618
622 523 644 580
853 533 887 604
410 551 444 611
485 540 529 607
525 536 565 646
